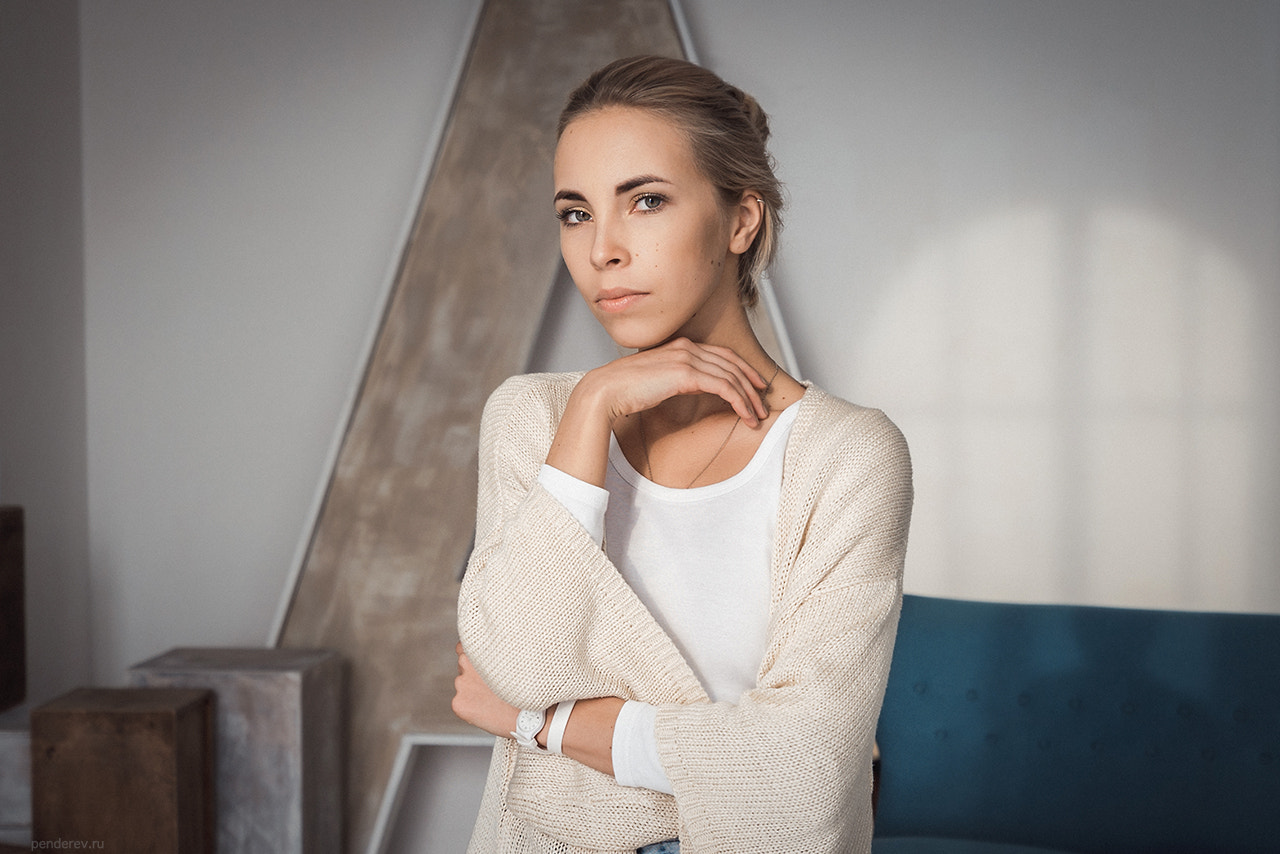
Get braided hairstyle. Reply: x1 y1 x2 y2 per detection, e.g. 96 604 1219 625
558 55 784 308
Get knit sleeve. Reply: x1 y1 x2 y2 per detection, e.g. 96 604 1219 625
652 401 913 854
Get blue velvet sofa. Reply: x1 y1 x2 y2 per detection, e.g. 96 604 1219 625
872 594 1280 854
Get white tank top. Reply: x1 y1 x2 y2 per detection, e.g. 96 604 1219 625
537 399 800 793
604 401 799 702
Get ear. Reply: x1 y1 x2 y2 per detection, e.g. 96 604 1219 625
727 191 766 256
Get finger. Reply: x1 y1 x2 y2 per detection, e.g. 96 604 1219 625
684 344 770 408
683 350 767 423
710 350 773 419
679 363 760 426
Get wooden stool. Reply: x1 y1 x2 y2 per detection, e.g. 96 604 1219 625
31 687 213 853
130 648 343 854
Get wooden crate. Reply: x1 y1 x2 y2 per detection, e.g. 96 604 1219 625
31 687 214 853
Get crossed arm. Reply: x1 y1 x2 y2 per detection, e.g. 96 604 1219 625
454 337 771 778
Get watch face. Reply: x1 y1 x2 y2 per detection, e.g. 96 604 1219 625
517 708 544 736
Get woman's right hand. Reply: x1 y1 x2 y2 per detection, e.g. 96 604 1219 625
546 337 770 487
589 337 769 424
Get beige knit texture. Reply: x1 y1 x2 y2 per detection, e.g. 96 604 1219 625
457 372 913 854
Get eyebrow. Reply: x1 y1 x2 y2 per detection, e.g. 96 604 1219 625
616 174 667 194
553 174 669 204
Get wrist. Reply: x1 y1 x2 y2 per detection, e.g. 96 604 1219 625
567 371 619 427
511 707 546 750
510 704 560 751
547 379 615 487
536 705 553 749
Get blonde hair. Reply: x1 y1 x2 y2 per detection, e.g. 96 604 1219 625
558 55 784 308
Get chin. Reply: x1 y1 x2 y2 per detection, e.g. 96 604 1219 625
605 330 663 352
594 314 675 352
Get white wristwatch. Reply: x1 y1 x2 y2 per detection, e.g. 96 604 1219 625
512 708 546 750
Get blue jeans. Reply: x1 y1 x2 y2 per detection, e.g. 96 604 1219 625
637 842 679 854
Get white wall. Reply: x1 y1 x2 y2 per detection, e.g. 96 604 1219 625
0 0 91 722
2 0 1278 849
684 0 1280 612
77 0 478 682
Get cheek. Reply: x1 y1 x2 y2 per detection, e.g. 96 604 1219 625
559 236 593 296
560 230 588 267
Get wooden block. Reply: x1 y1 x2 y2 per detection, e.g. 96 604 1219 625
0 507 24 713
130 648 343 854
31 688 213 853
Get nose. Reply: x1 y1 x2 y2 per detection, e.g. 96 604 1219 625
589 214 629 271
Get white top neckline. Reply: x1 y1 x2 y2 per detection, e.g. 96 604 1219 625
608 400 802 501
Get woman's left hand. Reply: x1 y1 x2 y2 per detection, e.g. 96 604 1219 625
452 642 521 738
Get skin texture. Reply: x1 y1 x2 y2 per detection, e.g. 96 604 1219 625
453 106 806 778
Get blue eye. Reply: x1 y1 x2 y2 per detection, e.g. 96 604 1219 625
557 208 591 225
636 194 665 212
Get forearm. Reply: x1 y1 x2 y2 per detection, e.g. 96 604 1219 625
558 696 625 776
453 649 623 777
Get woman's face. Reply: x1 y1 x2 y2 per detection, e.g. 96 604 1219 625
553 107 748 350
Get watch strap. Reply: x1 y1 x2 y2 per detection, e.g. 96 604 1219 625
547 699 577 755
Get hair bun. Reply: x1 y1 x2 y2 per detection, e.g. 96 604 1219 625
730 86 771 144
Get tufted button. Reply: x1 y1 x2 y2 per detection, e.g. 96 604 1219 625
913 681 928 696
1017 692 1032 707
1261 752 1274 765
1068 696 1083 712
1201 748 1215 762
1037 737 1052 751
1233 707 1249 723
966 689 979 701
985 732 1000 746
1177 703 1194 718
934 729 949 741
1090 740 1103 752
1121 701 1136 715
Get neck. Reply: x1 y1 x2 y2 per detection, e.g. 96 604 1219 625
650 290 777 425
651 330 779 428
675 293 771 364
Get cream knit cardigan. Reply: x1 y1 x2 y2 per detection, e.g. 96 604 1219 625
457 372 913 854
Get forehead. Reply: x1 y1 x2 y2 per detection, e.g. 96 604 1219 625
554 107 699 188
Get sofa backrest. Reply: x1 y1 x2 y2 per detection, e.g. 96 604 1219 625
874 594 1280 853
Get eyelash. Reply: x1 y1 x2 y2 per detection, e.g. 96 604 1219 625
556 208 590 225
554 193 668 226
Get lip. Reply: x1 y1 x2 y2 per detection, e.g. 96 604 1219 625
595 288 647 313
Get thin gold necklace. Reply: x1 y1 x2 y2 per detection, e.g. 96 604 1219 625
638 362 782 488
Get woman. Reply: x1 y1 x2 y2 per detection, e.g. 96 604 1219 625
454 55 912 854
